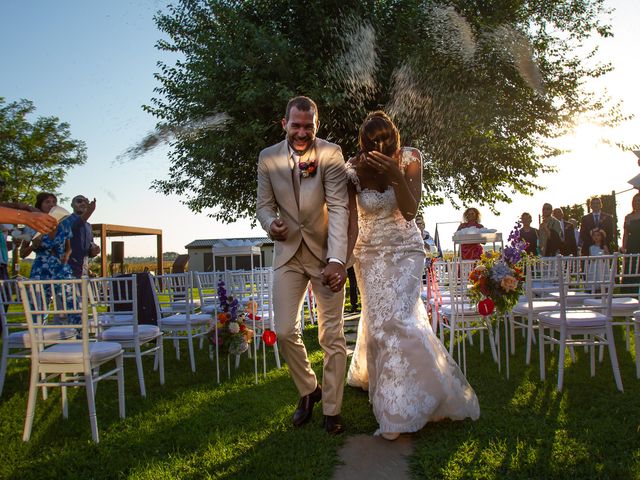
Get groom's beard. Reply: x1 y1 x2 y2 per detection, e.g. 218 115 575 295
287 137 316 157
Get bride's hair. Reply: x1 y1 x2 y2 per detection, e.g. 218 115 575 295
359 111 400 157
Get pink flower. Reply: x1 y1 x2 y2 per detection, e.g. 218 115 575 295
500 275 518 292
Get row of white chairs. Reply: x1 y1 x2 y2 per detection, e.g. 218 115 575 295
0 269 283 442
425 254 640 392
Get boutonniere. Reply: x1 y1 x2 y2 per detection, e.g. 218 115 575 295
299 158 317 178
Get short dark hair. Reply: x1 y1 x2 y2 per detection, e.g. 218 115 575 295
358 111 400 157
35 192 56 211
285 96 318 121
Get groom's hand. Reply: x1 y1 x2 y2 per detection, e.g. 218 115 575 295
269 219 289 241
322 262 347 292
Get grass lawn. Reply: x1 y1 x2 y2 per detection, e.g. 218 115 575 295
1 323 639 479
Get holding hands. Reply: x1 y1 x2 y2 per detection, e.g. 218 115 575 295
322 262 347 293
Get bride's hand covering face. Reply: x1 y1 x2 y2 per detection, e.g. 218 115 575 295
363 150 402 179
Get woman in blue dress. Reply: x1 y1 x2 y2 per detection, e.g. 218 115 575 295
21 192 95 280
20 193 95 323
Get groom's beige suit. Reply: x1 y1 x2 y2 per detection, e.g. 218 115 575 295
257 137 349 415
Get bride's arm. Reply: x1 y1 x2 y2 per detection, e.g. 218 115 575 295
346 182 359 262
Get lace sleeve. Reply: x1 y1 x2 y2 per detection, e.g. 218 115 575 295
400 147 422 170
345 160 361 193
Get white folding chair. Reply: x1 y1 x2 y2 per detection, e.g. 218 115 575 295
439 259 496 376
252 268 281 372
537 254 623 392
193 271 225 314
0 279 76 397
589 253 640 351
19 277 125 443
153 273 210 372
90 276 164 397
508 258 559 364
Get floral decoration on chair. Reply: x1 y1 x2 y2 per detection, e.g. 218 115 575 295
207 280 254 355
469 221 527 315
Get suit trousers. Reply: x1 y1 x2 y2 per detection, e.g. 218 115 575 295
273 241 346 416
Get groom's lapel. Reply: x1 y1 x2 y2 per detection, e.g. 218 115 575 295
297 143 318 213
275 140 299 214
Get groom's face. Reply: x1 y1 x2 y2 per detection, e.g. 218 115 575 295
282 106 318 154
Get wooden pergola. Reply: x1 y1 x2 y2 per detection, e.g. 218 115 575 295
91 224 163 276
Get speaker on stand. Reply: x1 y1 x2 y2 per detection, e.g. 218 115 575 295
111 241 125 276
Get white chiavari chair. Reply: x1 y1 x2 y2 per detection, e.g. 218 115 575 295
439 259 496 376
19 277 125 443
0 278 76 397
537 254 623 392
153 273 210 372
90 276 164 397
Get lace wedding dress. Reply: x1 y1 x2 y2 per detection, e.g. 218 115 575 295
346 149 480 435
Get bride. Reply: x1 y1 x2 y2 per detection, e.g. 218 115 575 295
344 111 480 440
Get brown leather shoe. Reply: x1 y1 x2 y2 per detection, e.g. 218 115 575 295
292 385 322 427
323 414 345 435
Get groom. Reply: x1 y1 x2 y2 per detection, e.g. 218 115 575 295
256 96 349 434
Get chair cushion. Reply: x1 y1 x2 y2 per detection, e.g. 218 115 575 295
100 324 161 342
200 304 216 314
512 300 559 315
39 342 122 364
8 328 77 348
549 291 592 305
538 309 607 327
440 303 477 315
164 300 201 313
583 297 639 313
160 313 210 327
99 313 135 326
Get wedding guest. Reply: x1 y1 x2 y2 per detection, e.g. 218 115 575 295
621 193 640 254
539 203 563 256
0 179 56 281
457 207 483 260
415 213 434 253
519 212 539 255
621 193 640 292
590 229 610 256
553 207 578 256
567 218 581 250
580 197 615 255
20 193 96 283
68 195 100 278
346 266 359 313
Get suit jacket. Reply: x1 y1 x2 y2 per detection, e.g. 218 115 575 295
256 138 349 269
539 216 563 256
580 211 614 256
559 221 578 256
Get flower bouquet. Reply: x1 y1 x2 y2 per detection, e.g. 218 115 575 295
207 280 254 355
468 221 527 316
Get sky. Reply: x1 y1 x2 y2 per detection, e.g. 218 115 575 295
1 0 639 256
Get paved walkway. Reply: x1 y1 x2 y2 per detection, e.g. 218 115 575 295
332 313 414 480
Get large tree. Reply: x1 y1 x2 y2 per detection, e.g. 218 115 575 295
147 0 620 220
0 97 87 205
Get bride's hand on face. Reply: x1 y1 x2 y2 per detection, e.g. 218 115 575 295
364 151 401 180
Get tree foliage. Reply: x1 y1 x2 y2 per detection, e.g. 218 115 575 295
148 0 619 221
0 97 87 205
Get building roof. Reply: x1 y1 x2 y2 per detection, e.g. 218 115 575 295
185 237 273 249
